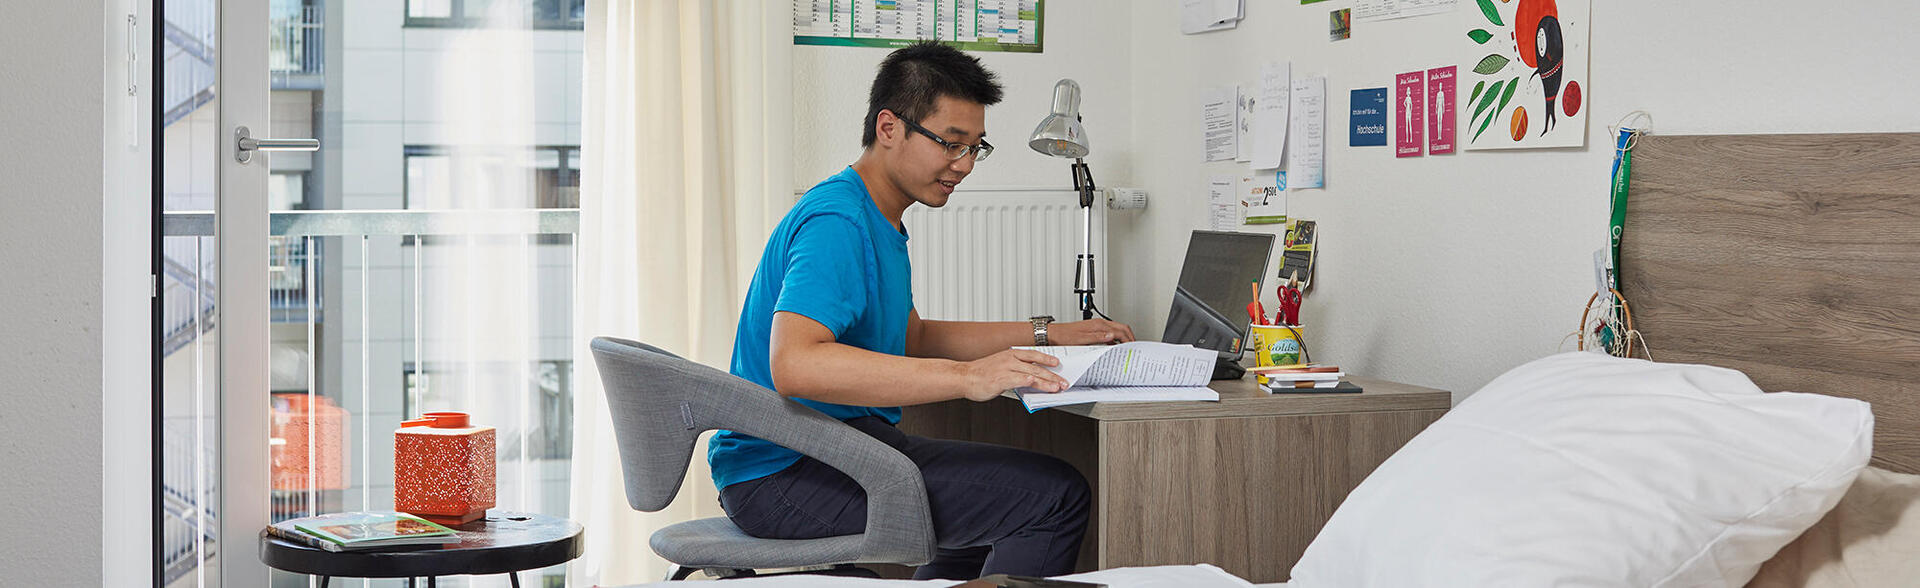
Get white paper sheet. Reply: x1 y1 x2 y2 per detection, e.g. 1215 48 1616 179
1010 342 1218 411
1181 0 1243 34
1202 86 1237 162
1016 341 1216 388
1287 76 1326 190
1250 61 1291 170
1235 85 1254 162
1355 0 1456 22
1208 176 1240 230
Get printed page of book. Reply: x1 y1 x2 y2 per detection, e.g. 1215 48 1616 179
1016 341 1215 389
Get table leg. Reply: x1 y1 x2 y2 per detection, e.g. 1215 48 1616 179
427 578 437 588
510 572 521 588
407 579 416 588
318 577 329 588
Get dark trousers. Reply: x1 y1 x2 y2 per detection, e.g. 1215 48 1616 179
718 416 1091 580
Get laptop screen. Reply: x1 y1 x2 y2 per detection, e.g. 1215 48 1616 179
1164 230 1275 356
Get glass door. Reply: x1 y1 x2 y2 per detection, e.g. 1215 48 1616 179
160 1 582 586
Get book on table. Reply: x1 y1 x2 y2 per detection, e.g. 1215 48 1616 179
1011 341 1220 412
268 511 462 552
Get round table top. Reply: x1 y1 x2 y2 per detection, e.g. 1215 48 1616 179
260 511 585 578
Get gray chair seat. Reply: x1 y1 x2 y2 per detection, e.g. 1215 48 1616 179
649 517 867 570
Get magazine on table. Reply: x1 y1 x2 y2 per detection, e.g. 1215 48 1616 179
268 512 461 552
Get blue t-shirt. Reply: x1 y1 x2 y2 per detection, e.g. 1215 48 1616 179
708 166 913 489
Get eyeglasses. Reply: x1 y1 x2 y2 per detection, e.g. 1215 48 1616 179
899 116 994 162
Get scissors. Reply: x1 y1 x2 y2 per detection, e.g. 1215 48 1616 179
1276 277 1303 326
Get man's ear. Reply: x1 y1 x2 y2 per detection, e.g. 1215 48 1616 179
873 109 900 147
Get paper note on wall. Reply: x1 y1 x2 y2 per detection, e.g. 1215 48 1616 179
1202 86 1237 162
1208 176 1240 230
1235 86 1254 162
1250 62 1291 170
1350 87 1388 147
1288 77 1326 190
1396 71 1426 157
1242 172 1285 224
1428 65 1457 154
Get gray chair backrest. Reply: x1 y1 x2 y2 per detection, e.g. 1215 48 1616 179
588 337 936 565
591 336 936 564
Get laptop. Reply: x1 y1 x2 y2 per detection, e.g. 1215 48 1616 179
1162 230 1275 380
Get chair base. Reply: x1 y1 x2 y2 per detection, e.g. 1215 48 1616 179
664 563 880 581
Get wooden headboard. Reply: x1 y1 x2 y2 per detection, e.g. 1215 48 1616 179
1620 132 1920 475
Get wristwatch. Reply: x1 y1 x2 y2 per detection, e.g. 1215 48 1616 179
1029 315 1055 346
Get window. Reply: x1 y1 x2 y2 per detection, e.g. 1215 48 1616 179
404 360 573 460
405 0 585 30
404 145 579 210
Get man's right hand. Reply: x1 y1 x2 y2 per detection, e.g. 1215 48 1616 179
956 349 1071 402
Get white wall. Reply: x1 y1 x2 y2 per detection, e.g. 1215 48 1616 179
0 1 128 585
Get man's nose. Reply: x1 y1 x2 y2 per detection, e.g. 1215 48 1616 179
949 152 976 174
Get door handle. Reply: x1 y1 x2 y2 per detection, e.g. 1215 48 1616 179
234 126 319 163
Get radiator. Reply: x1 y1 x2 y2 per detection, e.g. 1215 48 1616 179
902 189 1107 323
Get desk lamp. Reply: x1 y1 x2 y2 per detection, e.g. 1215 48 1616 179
1029 79 1099 320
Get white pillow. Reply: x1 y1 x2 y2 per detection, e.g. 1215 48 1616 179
1289 352 1873 588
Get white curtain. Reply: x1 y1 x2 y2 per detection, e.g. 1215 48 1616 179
571 1 793 584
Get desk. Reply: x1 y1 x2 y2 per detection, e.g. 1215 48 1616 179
899 375 1449 583
259 511 583 587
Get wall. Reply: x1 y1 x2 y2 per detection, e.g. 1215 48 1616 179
0 1 108 586
1112 0 1920 400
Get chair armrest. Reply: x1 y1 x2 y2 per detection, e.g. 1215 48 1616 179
705 380 936 566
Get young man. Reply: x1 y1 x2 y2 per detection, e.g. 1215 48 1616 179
710 42 1135 579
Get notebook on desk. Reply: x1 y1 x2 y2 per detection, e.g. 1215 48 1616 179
1265 380 1363 394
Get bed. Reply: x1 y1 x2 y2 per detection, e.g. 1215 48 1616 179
1276 132 1920 587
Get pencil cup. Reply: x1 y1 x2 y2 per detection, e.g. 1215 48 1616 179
1250 324 1305 367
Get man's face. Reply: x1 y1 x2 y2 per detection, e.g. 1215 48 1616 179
884 96 986 209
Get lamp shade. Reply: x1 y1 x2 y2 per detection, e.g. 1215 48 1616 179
1029 79 1089 158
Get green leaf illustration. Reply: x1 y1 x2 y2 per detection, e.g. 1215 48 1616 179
1468 29 1493 44
1473 76 1523 143
1468 80 1487 111
1472 54 1510 75
1496 75 1519 115
1476 0 1504 26
1471 79 1503 127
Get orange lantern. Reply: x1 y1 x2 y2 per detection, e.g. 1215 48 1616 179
394 411 496 524
270 393 349 491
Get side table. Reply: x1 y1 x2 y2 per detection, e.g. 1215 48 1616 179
260 511 584 587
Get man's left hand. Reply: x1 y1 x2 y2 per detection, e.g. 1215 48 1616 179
1047 318 1136 346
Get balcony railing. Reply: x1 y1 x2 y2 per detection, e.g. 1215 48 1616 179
159 208 578 586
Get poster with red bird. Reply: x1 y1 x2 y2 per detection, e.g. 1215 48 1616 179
1460 0 1588 150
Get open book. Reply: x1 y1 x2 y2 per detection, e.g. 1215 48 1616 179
1011 341 1220 412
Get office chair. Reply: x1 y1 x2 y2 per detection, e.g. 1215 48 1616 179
588 337 936 581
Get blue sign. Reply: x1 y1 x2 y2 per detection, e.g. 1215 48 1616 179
1350 88 1387 147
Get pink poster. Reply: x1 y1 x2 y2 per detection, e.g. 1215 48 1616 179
1427 66 1457 154
1395 71 1425 158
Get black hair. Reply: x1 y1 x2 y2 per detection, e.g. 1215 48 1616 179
862 41 1004 148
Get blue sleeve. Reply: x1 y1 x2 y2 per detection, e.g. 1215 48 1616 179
774 213 871 338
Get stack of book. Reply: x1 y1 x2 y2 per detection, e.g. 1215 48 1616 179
266 511 463 552
1249 365 1361 393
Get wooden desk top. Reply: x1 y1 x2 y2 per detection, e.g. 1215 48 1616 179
1035 375 1451 422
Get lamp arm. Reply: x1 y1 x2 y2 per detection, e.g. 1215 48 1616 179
1071 158 1097 319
